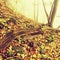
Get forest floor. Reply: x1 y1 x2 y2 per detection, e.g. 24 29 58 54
0 0 60 60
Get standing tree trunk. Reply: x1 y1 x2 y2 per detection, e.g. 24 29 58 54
34 0 39 21
48 0 58 27
42 0 58 27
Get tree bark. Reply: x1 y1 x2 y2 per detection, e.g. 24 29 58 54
48 0 58 27
42 0 58 27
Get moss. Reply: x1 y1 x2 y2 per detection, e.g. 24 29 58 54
0 18 6 24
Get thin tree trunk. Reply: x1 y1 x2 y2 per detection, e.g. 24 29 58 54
42 0 58 27
34 0 38 21
48 0 58 27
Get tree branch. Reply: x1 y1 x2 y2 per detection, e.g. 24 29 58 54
42 0 48 18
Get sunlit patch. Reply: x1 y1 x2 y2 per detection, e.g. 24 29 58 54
5 0 60 28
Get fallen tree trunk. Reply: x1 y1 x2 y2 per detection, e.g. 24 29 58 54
0 28 44 50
